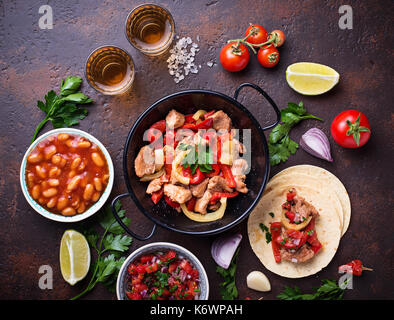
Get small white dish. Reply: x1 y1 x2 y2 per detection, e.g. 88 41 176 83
20 128 114 223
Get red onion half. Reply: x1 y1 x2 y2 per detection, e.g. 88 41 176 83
300 128 333 162
211 233 242 269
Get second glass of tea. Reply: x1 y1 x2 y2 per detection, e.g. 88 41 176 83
125 3 175 56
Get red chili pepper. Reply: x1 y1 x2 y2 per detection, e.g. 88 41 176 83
203 110 216 119
220 164 236 188
338 259 373 276
151 189 164 204
164 196 180 209
270 222 282 263
190 167 205 184
209 191 239 204
206 163 220 177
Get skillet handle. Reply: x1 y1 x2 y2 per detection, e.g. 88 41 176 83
233 83 281 131
111 193 156 241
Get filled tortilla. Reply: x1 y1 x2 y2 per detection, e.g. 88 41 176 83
248 184 342 278
269 165 351 236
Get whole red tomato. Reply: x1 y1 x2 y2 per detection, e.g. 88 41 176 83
245 24 268 45
220 42 250 72
331 110 371 148
269 29 286 47
257 44 279 68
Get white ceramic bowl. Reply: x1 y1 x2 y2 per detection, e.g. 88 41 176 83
116 242 209 300
20 128 114 223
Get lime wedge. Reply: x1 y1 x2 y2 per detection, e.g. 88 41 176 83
60 230 90 286
286 62 340 95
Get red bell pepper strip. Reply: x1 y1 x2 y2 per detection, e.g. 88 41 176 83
304 218 322 253
270 222 282 263
220 164 236 188
151 189 164 204
181 118 213 131
190 167 205 185
338 260 373 276
186 197 197 211
206 164 220 177
203 110 215 119
185 114 196 124
164 196 180 209
209 191 239 205
150 119 167 132
182 166 192 178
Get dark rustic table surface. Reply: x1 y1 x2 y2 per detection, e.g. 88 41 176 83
0 0 393 300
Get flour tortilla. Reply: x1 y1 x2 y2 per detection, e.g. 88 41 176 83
248 184 342 278
270 165 351 236
266 174 345 236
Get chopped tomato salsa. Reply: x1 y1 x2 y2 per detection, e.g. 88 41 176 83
126 250 200 300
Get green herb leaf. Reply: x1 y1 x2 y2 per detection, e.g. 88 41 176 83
103 234 132 253
268 101 322 166
31 76 92 143
60 76 83 96
277 279 345 300
216 249 239 300
70 201 132 300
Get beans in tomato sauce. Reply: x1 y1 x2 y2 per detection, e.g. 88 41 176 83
25 133 109 216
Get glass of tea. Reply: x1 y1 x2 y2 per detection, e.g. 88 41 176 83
85 45 135 95
125 3 175 56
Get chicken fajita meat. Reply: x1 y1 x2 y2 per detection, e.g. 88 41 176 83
134 109 250 220
270 188 322 264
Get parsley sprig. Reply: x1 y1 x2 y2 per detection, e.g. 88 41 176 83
32 76 92 143
216 249 239 300
268 102 323 166
277 279 345 300
70 201 132 300
178 143 213 173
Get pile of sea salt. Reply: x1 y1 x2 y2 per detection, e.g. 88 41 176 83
167 36 201 83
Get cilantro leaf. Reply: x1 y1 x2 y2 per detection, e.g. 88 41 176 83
103 234 132 252
216 249 239 300
98 200 130 234
268 101 322 166
31 76 92 143
70 201 133 300
277 279 345 300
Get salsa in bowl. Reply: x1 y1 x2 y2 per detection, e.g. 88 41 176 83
116 242 209 300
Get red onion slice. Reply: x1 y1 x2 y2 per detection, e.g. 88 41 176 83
211 233 242 269
300 128 333 162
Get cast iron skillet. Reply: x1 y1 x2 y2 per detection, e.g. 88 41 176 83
111 83 280 240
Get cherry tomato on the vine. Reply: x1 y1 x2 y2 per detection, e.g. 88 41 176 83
269 30 286 47
257 44 279 68
331 110 371 148
244 24 268 45
220 42 250 72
